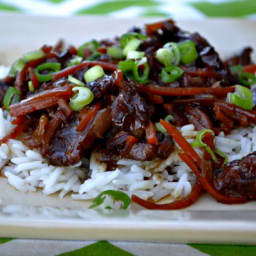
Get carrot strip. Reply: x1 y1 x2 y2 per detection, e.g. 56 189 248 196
123 135 138 154
0 121 27 144
132 182 202 210
52 61 117 81
179 153 247 204
77 103 101 132
160 119 201 166
243 64 256 74
186 69 221 79
10 86 73 117
215 102 256 124
145 121 158 145
147 94 164 104
138 85 235 97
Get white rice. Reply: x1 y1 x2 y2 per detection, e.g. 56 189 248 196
0 65 255 207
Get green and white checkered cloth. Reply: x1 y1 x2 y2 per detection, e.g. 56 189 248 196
1 0 256 255
0 0 256 19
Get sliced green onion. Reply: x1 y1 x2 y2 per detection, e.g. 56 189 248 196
119 58 150 83
156 115 174 134
35 62 61 82
68 56 83 66
3 87 20 111
89 190 131 210
107 46 124 59
215 148 228 165
120 32 147 49
230 65 243 74
77 40 99 58
155 122 167 134
88 52 101 61
84 65 105 83
123 39 142 56
178 40 198 64
230 65 256 87
8 59 26 77
127 50 145 60
68 75 85 86
23 49 45 62
28 81 35 92
161 65 183 83
239 72 256 87
156 42 180 67
191 129 217 162
227 85 253 110
164 114 174 123
133 58 150 84
118 59 135 73
69 87 94 111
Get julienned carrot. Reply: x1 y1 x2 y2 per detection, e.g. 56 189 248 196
145 121 158 145
52 61 117 81
186 69 221 79
0 120 26 144
160 119 201 166
77 103 101 132
243 64 256 74
10 86 73 117
132 181 202 210
179 152 247 204
138 85 235 97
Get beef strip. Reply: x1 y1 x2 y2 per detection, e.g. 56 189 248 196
111 81 151 138
214 151 256 199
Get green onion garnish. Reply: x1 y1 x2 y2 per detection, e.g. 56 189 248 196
239 72 256 87
68 56 83 66
161 65 183 83
127 50 145 60
107 46 124 59
133 58 150 83
77 40 99 58
155 115 173 134
3 87 20 111
69 87 94 111
89 190 131 210
178 40 198 65
155 122 167 134
120 32 147 49
215 148 228 165
118 59 135 73
23 49 45 62
84 65 105 83
68 75 85 86
28 81 35 93
8 59 26 77
9 50 45 77
35 62 61 82
123 39 141 56
191 129 218 162
156 42 180 67
119 58 150 84
230 65 256 87
164 114 174 123
227 85 253 110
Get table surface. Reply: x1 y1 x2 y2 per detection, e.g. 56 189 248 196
1 0 256 255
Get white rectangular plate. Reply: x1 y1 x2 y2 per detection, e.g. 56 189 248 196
0 13 256 243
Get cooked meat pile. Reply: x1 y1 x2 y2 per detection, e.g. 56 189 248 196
1 19 256 207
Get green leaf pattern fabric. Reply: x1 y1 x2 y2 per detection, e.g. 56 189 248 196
0 0 256 18
0 0 256 255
